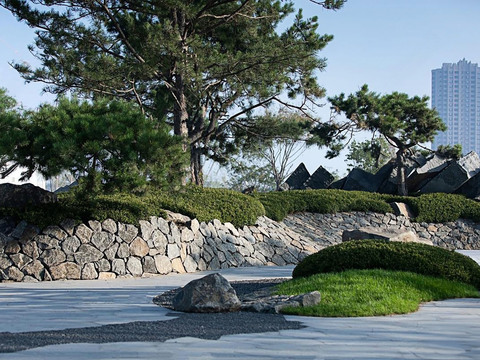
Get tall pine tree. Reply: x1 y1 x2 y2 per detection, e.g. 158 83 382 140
0 0 345 185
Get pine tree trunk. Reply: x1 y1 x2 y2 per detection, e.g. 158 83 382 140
396 149 408 196
190 145 204 186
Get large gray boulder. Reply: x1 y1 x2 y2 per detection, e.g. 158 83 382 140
342 168 379 192
303 165 334 189
419 151 480 194
342 227 432 245
377 153 427 194
455 171 480 200
0 183 57 208
407 154 450 192
172 273 241 313
285 163 310 190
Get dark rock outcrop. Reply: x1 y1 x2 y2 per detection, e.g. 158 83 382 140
303 166 334 189
285 163 310 190
419 151 480 194
0 183 57 208
342 227 432 245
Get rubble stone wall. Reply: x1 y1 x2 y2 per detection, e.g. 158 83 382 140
0 215 320 282
284 212 480 250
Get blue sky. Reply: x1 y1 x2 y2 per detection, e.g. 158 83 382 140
1 0 480 178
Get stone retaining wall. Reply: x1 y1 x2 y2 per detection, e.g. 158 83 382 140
284 212 480 250
0 215 320 282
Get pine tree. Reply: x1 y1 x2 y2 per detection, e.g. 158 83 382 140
0 97 186 193
0 0 345 185
326 85 446 195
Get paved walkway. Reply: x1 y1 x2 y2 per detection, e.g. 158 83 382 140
0 253 479 359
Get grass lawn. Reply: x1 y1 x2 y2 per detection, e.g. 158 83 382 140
275 269 480 317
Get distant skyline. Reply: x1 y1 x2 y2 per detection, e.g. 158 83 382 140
1 0 480 180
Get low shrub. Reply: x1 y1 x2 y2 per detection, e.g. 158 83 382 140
149 186 265 227
0 192 166 228
292 239 480 289
255 189 391 221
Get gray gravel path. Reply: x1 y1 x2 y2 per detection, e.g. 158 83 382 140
0 280 303 353
0 312 304 353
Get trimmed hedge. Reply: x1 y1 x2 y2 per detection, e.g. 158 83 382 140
382 193 480 223
256 189 480 224
255 189 392 222
0 186 265 229
148 186 265 227
0 192 166 228
292 240 480 289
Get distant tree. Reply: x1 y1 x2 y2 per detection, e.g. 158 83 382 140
0 98 187 194
226 111 311 191
0 0 345 185
435 144 463 160
325 85 446 195
0 88 22 178
346 138 395 173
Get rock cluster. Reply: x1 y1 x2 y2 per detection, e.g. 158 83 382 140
0 183 57 208
284 211 480 250
0 214 320 282
284 151 480 198
154 274 322 314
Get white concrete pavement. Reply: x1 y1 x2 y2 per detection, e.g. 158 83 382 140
0 254 479 360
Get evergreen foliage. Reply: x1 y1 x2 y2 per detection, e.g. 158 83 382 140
0 0 345 185
292 239 480 289
256 189 480 224
0 97 186 193
255 189 392 221
435 144 463 160
346 138 395 173
0 186 265 228
321 85 446 195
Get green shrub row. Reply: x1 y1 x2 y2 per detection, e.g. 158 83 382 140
0 186 265 229
292 239 480 289
255 189 393 221
256 189 480 224
0 192 166 228
147 186 265 227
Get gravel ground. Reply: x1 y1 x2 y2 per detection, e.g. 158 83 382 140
0 280 304 353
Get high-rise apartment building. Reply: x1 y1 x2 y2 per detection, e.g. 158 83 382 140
431 59 480 154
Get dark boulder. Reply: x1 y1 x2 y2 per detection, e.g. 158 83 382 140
303 166 334 189
407 154 450 192
328 176 346 189
419 151 480 194
342 168 379 192
0 183 57 208
455 170 480 200
172 273 241 313
284 163 310 190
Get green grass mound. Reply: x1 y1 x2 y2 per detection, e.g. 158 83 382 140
276 269 480 317
0 186 265 228
292 240 480 289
